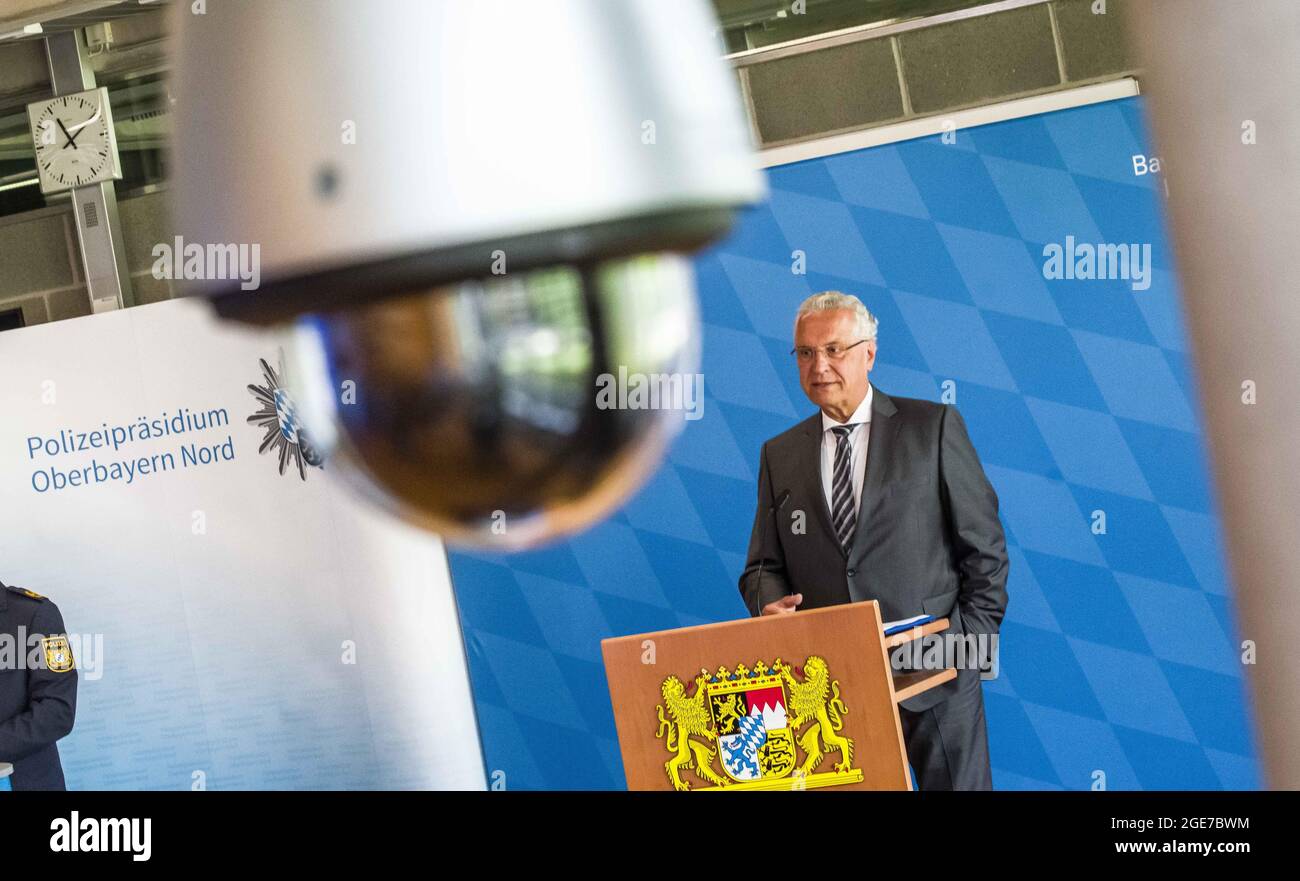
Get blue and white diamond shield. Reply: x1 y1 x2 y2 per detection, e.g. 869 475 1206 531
720 713 768 781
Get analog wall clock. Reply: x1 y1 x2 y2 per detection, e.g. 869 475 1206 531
26 86 123 195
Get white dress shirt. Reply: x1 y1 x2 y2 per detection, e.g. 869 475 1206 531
820 384 873 520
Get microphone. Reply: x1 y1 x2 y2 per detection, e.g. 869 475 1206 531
754 489 791 615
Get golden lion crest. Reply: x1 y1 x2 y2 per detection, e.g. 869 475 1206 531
655 656 862 791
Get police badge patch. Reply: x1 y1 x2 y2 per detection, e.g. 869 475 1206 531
247 357 325 480
42 636 75 674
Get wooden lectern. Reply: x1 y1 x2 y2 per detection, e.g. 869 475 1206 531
601 600 953 791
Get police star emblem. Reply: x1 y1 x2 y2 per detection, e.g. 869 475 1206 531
247 356 325 481
655 656 863 791
43 636 75 674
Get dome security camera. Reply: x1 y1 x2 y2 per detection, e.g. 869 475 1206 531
170 0 765 548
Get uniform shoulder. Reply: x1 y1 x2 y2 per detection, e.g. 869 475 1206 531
2 583 49 602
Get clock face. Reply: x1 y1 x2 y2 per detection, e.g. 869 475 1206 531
27 87 121 194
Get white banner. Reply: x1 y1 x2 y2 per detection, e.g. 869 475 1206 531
0 299 485 790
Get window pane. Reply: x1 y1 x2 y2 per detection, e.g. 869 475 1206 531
715 0 997 53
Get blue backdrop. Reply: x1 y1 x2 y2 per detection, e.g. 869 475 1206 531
448 95 1260 791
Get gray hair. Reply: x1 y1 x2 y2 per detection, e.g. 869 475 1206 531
794 291 879 342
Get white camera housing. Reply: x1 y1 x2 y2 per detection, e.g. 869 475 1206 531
171 0 762 319
170 0 765 547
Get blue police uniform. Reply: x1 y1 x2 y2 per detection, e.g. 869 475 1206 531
0 581 78 791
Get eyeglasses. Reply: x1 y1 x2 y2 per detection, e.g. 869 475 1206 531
791 339 870 362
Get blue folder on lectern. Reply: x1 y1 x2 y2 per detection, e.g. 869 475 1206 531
883 614 935 636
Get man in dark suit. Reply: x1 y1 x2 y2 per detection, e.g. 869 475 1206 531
0 580 78 791
739 291 1008 790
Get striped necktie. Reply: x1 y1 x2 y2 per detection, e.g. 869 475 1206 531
829 424 857 552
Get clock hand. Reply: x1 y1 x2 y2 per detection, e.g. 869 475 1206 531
56 118 77 150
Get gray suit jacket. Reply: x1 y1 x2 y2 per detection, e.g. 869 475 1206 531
739 385 1009 712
